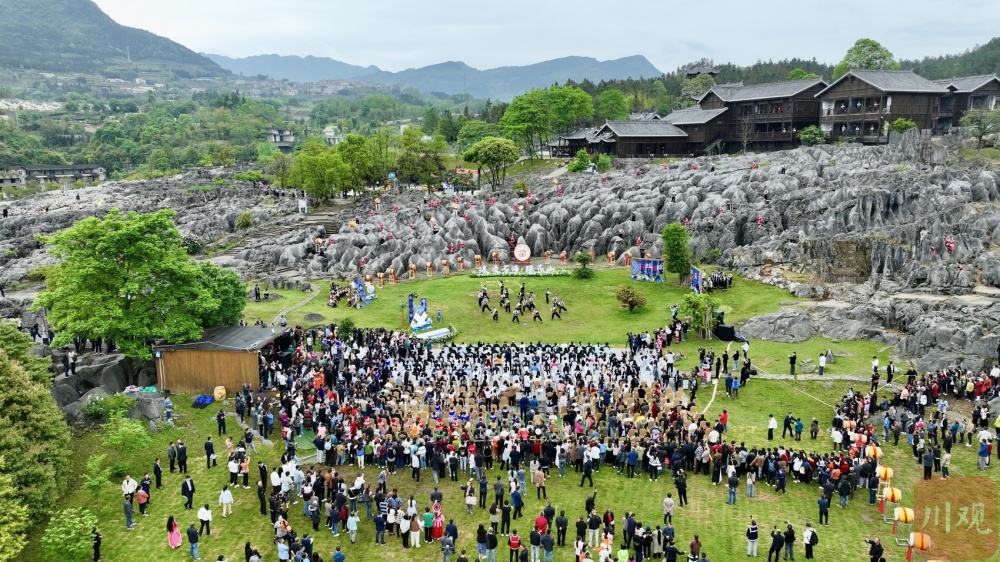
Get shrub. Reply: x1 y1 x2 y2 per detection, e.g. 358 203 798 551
616 285 648 312
709 247 723 263
24 264 57 283
888 118 917 133
512 179 528 197
235 210 254 229
182 235 205 255
41 508 98 562
79 394 137 423
798 125 826 146
567 149 591 172
596 154 612 172
233 170 264 182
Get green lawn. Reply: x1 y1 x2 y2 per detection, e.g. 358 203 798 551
26 381 998 562
244 269 896 375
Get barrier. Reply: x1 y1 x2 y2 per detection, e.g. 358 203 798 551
409 263 418 279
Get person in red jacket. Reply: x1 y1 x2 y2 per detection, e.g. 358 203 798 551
508 530 521 562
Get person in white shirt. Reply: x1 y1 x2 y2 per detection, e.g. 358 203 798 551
121 475 138 499
218 485 234 517
818 354 826 376
197 503 213 535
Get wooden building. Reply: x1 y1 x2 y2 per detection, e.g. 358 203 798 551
659 107 728 152
152 326 291 395
816 70 947 142
934 75 1000 130
695 78 827 150
595 121 689 158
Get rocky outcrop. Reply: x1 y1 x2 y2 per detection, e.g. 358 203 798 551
741 308 818 343
47 350 158 421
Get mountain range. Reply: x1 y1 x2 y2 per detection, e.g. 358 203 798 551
0 0 224 76
207 54 664 100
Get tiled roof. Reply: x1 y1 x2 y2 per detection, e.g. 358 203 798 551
933 74 1000 93
817 70 947 97
601 121 688 138
660 107 728 125
703 79 826 103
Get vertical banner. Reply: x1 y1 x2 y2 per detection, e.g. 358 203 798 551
420 298 428 319
690 266 703 294
408 294 415 322
631 260 641 280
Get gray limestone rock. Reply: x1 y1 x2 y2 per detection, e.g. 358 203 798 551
741 308 818 343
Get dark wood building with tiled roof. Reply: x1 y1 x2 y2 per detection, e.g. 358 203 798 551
933 75 1000 130
816 70 947 142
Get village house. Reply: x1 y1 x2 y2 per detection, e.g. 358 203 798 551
933 74 1000 130
1 164 106 187
265 128 296 153
816 70 947 142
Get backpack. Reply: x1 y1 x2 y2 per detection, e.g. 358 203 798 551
809 530 818 545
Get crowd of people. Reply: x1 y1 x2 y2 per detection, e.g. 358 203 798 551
477 282 567 323
122 324 1000 562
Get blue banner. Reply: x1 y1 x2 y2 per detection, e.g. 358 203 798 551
690 266 703 294
408 294 415 322
632 258 664 283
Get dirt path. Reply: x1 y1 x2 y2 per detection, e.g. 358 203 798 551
270 283 320 325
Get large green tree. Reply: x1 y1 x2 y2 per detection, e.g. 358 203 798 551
337 134 374 190
455 121 502 153
681 74 716 106
833 38 900 79
462 136 520 190
195 262 246 327
786 68 820 81
0 341 70 531
289 140 349 197
500 88 551 161
33 209 244 358
661 222 692 284
547 85 594 133
596 89 630 121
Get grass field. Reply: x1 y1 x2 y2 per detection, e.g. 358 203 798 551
243 269 892 376
25 380 997 562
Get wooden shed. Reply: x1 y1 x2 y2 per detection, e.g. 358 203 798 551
152 326 291 396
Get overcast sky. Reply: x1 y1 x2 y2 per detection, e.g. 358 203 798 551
93 0 1000 73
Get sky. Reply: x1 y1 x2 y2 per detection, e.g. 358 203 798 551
92 0 1000 73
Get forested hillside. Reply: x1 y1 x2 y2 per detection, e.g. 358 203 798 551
0 0 224 76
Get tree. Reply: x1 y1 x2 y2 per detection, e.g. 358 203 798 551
337 134 373 190
0 322 51 385
195 262 246 327
41 508 99 562
616 285 648 312
81 454 112 510
455 121 502 153
958 108 1000 155
573 251 594 279
798 124 826 146
267 153 292 187
0 346 70 530
681 74 716 105
0 457 28 562
500 88 551 161
661 222 692 284
33 209 241 359
833 38 900 79
596 89 630 122
548 85 594 133
888 118 917 134
738 114 757 153
786 69 820 81
102 414 153 456
462 137 519 191
678 292 721 339
289 140 349 198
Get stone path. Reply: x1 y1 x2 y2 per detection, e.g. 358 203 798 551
270 282 320 325
543 166 568 179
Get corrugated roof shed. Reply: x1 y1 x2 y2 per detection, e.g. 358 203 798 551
153 326 288 352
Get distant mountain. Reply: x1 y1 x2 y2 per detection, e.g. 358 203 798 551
0 0 225 76
209 53 662 100
205 54 379 82
359 56 663 100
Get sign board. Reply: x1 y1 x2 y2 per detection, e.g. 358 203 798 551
298 199 308 214
631 258 664 283
690 266 704 294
